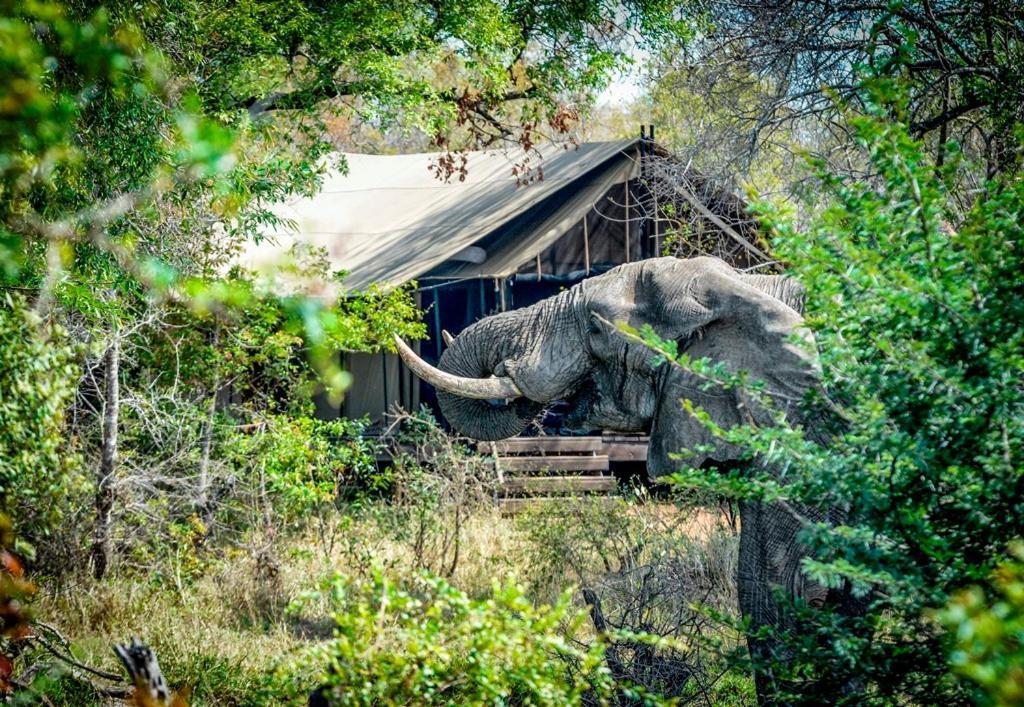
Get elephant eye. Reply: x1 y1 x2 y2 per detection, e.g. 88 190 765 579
678 326 706 351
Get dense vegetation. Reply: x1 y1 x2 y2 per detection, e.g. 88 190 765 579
1 0 1022 705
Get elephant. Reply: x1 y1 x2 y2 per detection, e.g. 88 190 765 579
395 256 851 703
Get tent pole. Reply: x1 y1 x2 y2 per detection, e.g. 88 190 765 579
536 254 542 278
624 178 631 263
479 278 486 316
433 289 442 359
495 278 506 312
583 210 591 274
381 352 389 423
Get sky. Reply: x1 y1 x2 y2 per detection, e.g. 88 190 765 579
596 49 647 106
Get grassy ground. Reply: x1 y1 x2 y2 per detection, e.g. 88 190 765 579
30 499 755 705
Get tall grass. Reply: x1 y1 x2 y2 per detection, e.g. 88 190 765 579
32 495 751 705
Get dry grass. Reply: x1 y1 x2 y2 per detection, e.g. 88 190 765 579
30 498 743 705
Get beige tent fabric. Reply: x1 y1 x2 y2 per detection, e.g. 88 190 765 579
242 139 640 292
427 148 639 279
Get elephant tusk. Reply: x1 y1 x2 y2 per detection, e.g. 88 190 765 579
441 329 454 347
392 334 523 400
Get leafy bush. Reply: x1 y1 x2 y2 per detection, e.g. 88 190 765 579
636 86 1024 703
223 415 383 526
939 542 1024 706
281 570 614 706
0 297 80 546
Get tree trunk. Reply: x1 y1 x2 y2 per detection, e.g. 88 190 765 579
92 336 119 580
196 389 217 529
196 324 221 529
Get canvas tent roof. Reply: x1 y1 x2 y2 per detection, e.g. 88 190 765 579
243 139 641 292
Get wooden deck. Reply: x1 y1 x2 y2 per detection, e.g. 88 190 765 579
374 432 648 512
477 433 648 513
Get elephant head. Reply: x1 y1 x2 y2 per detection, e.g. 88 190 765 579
396 256 818 476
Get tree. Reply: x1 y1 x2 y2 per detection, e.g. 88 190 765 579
649 0 1024 184
640 81 1023 702
193 0 685 147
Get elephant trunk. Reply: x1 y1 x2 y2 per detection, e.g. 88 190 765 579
435 306 547 441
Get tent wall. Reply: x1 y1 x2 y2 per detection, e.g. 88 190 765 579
337 351 419 425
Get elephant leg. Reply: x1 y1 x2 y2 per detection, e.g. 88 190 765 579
739 500 791 704
738 499 830 705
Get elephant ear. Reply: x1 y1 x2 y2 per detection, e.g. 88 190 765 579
644 259 819 477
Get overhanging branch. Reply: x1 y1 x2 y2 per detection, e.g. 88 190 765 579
909 97 986 135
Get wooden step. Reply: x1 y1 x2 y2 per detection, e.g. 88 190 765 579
601 433 650 441
502 475 617 495
600 433 649 462
499 497 566 514
494 455 609 473
478 437 603 455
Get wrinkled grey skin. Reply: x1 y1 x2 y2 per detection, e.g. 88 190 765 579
431 257 846 703
438 256 814 473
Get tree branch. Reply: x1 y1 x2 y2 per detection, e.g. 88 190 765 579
909 97 987 135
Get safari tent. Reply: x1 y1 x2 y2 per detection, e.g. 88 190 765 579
247 132 766 428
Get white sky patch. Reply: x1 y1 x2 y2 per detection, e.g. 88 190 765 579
596 49 647 107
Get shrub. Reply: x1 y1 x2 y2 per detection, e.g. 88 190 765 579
637 85 1024 702
519 494 743 703
0 296 80 549
222 415 383 528
939 542 1024 707
279 570 614 706
367 408 496 578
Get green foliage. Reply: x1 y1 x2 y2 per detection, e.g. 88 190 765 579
195 0 686 137
0 296 80 543
223 415 382 525
632 83 1024 702
939 542 1024 707
280 569 615 706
